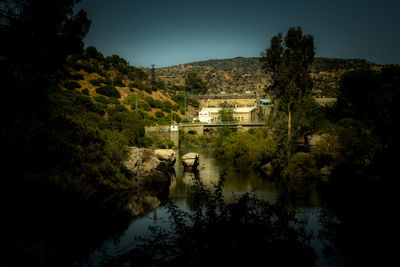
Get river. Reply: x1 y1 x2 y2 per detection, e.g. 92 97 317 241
78 147 333 266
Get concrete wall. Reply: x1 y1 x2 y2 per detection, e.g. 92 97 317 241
182 125 204 135
170 130 179 148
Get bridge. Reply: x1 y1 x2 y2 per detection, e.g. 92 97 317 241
145 122 267 148
178 121 266 135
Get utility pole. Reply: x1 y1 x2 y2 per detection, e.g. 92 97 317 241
257 83 261 121
151 64 156 85
184 90 187 115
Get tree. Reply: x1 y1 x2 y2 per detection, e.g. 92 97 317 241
185 72 207 95
218 108 235 122
260 27 315 156
261 27 315 142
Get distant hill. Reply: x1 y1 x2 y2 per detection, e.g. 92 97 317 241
156 57 379 97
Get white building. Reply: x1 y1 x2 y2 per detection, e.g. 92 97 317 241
198 107 257 123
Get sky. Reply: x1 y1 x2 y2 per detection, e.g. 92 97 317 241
76 0 400 67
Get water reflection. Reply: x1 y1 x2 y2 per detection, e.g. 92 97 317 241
171 148 279 204
78 147 333 266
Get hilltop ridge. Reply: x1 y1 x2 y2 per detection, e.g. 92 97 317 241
156 57 379 97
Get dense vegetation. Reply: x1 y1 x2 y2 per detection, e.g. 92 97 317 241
0 1 170 265
213 27 399 266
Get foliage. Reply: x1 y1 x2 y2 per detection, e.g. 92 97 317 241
123 94 151 111
95 85 121 98
171 91 199 108
218 108 235 122
179 130 216 148
185 72 207 95
71 73 84 80
316 66 400 266
282 152 319 189
114 172 316 266
63 80 81 90
89 78 104 86
84 46 104 60
260 26 315 164
155 111 164 118
215 128 276 168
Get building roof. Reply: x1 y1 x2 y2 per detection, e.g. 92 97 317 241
233 107 256 113
199 107 256 114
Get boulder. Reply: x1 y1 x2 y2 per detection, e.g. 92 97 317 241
125 147 176 188
182 152 199 171
124 147 176 216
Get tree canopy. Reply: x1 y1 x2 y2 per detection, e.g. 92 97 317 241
185 72 207 95
260 26 315 135
260 27 315 162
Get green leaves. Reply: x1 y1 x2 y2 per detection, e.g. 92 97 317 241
95 85 121 98
185 72 207 95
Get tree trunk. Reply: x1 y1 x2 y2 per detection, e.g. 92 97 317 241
286 102 292 161
287 103 292 137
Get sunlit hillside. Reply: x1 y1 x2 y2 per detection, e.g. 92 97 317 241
156 57 379 97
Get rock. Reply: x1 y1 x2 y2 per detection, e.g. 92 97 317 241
261 162 274 176
125 147 176 192
123 147 177 216
154 149 176 164
182 152 199 171
154 149 176 171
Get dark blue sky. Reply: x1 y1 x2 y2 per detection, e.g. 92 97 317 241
77 0 400 67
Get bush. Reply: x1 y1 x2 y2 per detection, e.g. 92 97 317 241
282 152 320 189
71 73 84 80
89 79 104 86
96 85 121 98
81 88 89 95
155 111 164 118
63 81 81 90
161 101 172 113
129 80 145 90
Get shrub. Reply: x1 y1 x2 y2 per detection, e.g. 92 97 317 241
63 81 81 90
96 85 121 98
161 101 172 113
81 88 89 95
71 73 84 80
116 174 316 266
94 95 109 105
129 81 145 90
282 152 320 187
89 79 104 86
155 111 164 118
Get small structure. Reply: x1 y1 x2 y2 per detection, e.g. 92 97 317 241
182 152 199 171
170 124 179 148
260 99 274 107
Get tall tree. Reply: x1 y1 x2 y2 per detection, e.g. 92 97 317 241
260 26 315 157
185 72 207 95
0 0 91 177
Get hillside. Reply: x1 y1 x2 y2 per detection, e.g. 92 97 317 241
60 47 199 126
156 57 380 97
